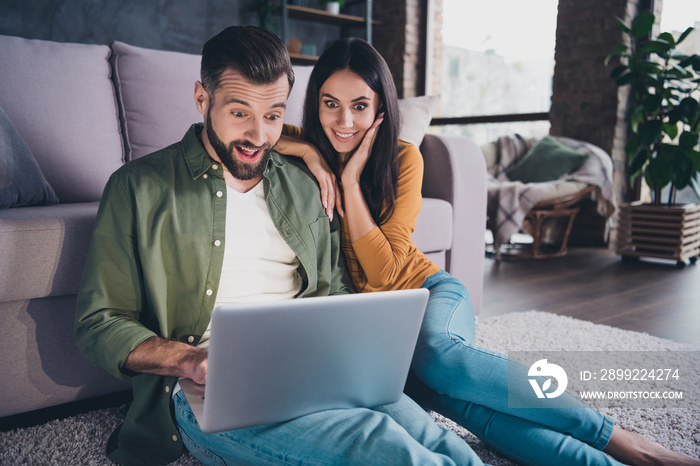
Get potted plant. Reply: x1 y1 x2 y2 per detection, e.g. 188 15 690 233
607 11 700 266
607 10 700 205
322 0 344 15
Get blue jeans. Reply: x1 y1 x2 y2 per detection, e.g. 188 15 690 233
405 270 620 466
174 390 487 465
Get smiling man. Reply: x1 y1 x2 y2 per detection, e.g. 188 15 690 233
74 26 480 466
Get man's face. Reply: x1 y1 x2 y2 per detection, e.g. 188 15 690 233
197 70 289 181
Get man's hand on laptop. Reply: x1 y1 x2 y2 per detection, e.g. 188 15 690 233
123 336 208 384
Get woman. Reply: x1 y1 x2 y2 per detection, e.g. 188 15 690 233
276 37 698 466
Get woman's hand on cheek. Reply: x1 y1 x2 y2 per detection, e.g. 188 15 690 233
340 113 384 187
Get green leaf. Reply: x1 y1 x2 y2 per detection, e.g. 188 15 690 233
658 32 677 47
663 122 679 140
676 27 695 46
634 60 663 75
671 156 693 190
680 97 699 122
642 39 673 56
631 11 655 39
616 16 631 33
605 45 628 65
645 156 673 189
629 147 649 175
693 56 700 72
668 107 683 125
678 55 695 68
679 131 700 149
668 65 694 79
625 135 641 156
615 72 635 86
639 119 664 146
643 94 663 113
630 107 645 132
609 64 628 79
687 149 700 172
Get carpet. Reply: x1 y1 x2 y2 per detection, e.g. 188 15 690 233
1 311 698 465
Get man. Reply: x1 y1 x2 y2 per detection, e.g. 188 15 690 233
75 26 480 466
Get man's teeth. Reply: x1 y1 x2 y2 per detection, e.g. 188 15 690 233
238 147 258 155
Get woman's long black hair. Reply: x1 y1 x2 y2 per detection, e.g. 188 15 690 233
302 38 400 226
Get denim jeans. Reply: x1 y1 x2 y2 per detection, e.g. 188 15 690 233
175 390 487 465
405 270 620 466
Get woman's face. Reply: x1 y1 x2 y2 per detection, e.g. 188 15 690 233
318 69 380 156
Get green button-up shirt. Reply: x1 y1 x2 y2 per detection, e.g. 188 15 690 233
75 124 353 465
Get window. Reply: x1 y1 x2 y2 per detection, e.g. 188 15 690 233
430 0 559 145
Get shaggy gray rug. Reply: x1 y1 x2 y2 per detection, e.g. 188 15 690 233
1 311 698 465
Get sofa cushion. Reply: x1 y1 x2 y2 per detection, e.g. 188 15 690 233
397 95 440 147
413 198 452 253
0 106 59 209
112 41 314 160
0 203 99 301
0 35 124 203
506 135 589 183
111 41 203 160
284 65 314 127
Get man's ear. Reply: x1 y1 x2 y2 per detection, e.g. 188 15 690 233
194 81 209 116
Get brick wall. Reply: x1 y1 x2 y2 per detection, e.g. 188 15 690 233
549 0 651 244
374 0 430 98
430 0 443 96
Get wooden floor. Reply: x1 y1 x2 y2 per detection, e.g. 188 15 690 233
480 246 700 346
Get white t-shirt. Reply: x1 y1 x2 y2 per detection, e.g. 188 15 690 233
198 181 302 349
174 181 303 396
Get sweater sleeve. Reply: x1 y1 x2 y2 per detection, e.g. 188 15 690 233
282 123 303 140
350 142 424 288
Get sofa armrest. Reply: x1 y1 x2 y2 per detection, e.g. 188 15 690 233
419 133 487 315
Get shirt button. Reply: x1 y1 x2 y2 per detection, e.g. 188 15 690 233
216 191 223 198
165 386 170 393
188 335 195 343
203 174 208 179
172 435 178 442
214 240 221 247
206 289 213 296
212 164 219 170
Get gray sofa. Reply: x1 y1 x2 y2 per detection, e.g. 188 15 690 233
0 34 486 419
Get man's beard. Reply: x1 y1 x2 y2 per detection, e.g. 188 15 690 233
205 110 271 181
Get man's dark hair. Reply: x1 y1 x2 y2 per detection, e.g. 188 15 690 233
201 25 295 101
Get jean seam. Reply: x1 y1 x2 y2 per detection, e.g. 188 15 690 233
445 292 466 343
592 415 615 451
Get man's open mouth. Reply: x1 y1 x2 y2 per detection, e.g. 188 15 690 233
235 146 262 162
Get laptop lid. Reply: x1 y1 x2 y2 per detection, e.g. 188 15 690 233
180 288 429 433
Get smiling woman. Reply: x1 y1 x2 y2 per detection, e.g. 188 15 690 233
318 69 380 160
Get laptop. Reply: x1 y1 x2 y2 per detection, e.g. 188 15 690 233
178 288 429 433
